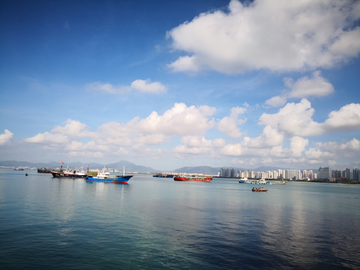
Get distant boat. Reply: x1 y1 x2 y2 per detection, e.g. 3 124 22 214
14 168 24 171
271 181 286 185
239 178 267 185
37 167 52 173
174 175 212 182
86 166 133 183
252 187 268 192
51 165 87 178
153 173 174 178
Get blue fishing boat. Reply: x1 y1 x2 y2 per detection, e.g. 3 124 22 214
86 166 133 183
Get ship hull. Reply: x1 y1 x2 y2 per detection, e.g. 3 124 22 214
86 175 133 183
174 176 212 182
51 172 87 178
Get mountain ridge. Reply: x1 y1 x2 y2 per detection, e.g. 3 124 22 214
0 160 319 174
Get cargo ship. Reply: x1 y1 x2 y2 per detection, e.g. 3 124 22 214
174 175 212 182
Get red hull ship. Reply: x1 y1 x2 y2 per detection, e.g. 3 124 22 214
174 175 212 182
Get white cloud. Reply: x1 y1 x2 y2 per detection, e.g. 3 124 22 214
324 103 360 132
85 82 131 94
17 100 359 168
86 79 167 95
265 95 287 107
0 129 14 145
219 143 242 156
22 103 216 158
51 119 90 137
136 103 215 136
130 79 168 94
290 136 309 157
167 0 360 74
286 71 335 98
266 71 335 107
242 125 284 148
260 99 360 136
309 138 360 160
260 99 323 136
24 132 69 144
217 106 247 138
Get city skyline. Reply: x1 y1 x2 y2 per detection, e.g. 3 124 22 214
1 0 360 171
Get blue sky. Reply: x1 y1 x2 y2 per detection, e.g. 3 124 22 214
1 0 359 171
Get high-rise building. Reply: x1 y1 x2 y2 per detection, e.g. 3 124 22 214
318 167 332 181
220 168 231 178
285 169 301 180
332 170 341 179
309 170 314 180
353 168 360 181
343 168 350 179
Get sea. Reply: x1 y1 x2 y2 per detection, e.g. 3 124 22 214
0 169 359 270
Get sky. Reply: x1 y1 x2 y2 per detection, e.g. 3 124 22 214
0 0 360 171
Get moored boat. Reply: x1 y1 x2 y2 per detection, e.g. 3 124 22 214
51 168 87 178
174 175 212 182
272 181 286 185
153 173 174 178
252 187 268 192
86 167 133 183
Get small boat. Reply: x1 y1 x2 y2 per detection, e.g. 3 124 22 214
153 173 174 178
174 175 212 182
86 167 133 183
252 187 268 192
272 181 286 185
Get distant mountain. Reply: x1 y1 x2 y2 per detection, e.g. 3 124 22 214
0 160 318 174
105 160 159 173
172 166 220 175
0 160 60 168
0 160 104 169
0 160 159 173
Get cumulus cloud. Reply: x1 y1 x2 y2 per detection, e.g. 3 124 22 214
167 0 360 74
324 103 360 132
173 136 226 156
260 99 360 136
265 95 287 107
51 119 91 137
130 79 168 94
24 132 69 144
303 138 360 165
286 71 335 98
260 99 323 136
242 126 284 148
136 103 215 136
86 79 167 94
217 106 247 138
219 143 242 156
22 103 216 158
0 129 14 145
266 71 334 107
290 136 309 157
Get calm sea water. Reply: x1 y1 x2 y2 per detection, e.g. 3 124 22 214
1 169 359 269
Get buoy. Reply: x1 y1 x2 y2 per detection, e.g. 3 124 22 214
25 173 28 176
